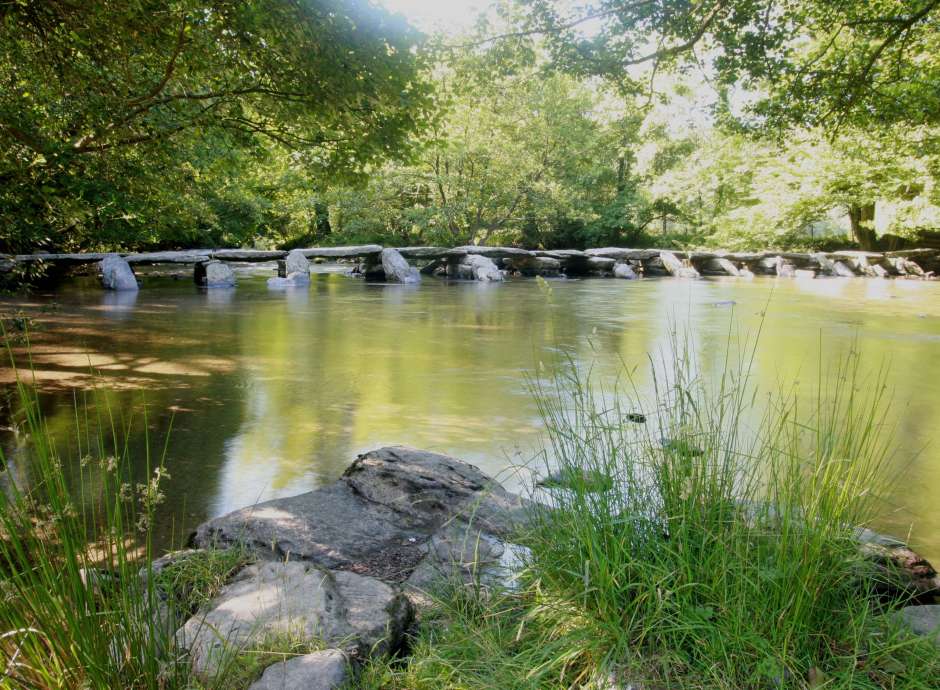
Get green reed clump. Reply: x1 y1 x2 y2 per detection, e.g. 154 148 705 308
522 337 939 688
0 371 193 689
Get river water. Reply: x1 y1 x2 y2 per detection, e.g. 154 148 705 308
1 266 938 561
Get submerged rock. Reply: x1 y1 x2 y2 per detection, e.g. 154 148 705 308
613 262 638 280
178 561 410 678
537 467 614 493
247 650 347 690
381 247 420 284
99 255 139 291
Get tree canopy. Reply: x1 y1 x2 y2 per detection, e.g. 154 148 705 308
2 0 939 254
519 0 940 131
0 0 433 252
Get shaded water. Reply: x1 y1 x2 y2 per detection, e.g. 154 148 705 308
2 266 939 560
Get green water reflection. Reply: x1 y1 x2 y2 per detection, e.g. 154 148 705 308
2 268 938 560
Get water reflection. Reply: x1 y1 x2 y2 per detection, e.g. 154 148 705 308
1 271 939 560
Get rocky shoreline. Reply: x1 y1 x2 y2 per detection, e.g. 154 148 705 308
130 446 940 689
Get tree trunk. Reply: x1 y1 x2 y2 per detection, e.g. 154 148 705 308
848 203 877 250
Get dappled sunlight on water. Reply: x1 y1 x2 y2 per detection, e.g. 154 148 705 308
1 268 939 560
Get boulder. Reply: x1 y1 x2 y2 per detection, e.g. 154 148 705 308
586 256 616 274
660 251 699 279
193 446 532 582
99 255 139 291
701 257 740 277
888 257 926 277
380 248 420 284
613 262 638 280
278 250 311 281
195 261 236 288
403 519 530 608
247 650 347 690
177 561 410 678
510 255 562 276
774 256 796 277
794 269 816 279
895 605 940 645
448 255 503 282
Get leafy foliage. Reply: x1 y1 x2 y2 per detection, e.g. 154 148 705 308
0 0 433 252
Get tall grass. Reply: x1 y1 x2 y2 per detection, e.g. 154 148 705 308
523 333 937 687
355 333 939 689
0 369 188 689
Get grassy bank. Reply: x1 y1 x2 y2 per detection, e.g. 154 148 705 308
356 341 940 688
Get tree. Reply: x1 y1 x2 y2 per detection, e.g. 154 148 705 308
516 1 940 131
0 0 434 252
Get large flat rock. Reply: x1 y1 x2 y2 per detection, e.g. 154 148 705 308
445 245 533 260
126 250 213 264
194 446 531 582
296 245 383 259
210 249 287 262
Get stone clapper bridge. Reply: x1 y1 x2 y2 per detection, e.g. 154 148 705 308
3 245 939 290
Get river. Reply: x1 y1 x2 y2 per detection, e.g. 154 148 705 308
2 265 938 561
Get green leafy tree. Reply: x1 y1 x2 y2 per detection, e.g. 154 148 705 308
0 0 433 252
519 1 940 131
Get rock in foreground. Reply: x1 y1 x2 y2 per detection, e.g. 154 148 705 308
247 650 347 690
178 561 409 678
895 605 940 646
194 446 531 583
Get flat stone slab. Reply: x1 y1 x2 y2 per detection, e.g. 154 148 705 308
15 252 113 265
178 561 410 678
210 249 287 262
126 250 213 264
296 245 383 259
585 248 662 261
445 246 534 260
397 246 447 258
247 650 347 690
194 446 531 582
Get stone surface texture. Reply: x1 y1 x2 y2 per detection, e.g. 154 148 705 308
380 248 420 283
896 605 940 645
178 561 409 677
196 260 236 288
99 255 139 291
247 650 347 690
194 446 531 582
